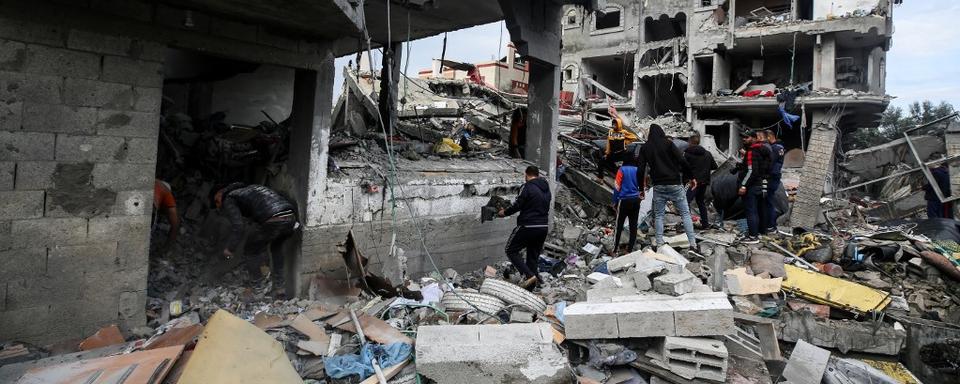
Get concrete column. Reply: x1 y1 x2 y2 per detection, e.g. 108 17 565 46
866 47 886 94
288 47 335 296
636 78 655 117
378 42 403 137
813 33 836 90
790 110 840 228
945 123 960 218
525 59 560 182
713 52 730 91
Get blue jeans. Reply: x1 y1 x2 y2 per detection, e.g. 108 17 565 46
744 185 765 237
653 185 697 248
765 178 781 230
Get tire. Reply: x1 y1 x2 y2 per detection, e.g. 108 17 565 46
479 279 547 313
440 291 506 314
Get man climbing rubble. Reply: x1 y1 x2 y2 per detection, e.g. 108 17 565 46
636 124 698 250
597 116 638 180
212 183 300 278
499 166 551 288
735 130 772 244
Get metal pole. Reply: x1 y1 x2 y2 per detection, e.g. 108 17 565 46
349 310 388 384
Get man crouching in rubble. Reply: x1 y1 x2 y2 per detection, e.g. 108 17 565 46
499 166 551 288
212 183 300 278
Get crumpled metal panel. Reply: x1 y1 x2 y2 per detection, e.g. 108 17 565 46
782 265 891 314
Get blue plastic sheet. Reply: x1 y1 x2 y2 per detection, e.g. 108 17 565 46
324 342 412 379
778 106 801 128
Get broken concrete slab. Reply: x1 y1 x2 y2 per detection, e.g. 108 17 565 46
416 323 573 384
593 275 624 289
781 340 830 384
724 325 763 361
607 250 644 272
778 310 905 355
653 270 699 296
656 245 690 267
586 287 642 302
749 250 786 278
723 268 782 295
566 292 734 339
647 336 728 382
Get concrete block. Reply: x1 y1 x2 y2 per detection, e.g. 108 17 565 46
0 162 13 190
114 189 152 216
92 163 154 190
47 243 120 276
67 29 132 56
55 134 126 162
618 301 676 337
10 217 87 248
0 71 62 105
63 78 134 109
510 309 534 323
0 190 44 219
120 137 158 163
778 310 905 355
749 250 786 278
0 16 66 47
101 56 163 87
647 337 728 382
132 87 162 112
586 287 640 302
0 100 22 130
22 103 97 134
781 340 830 384
607 250 642 272
119 290 147 324
594 275 623 289
88 215 149 243
0 247 45 281
416 323 572 384
587 272 612 284
0 131 54 161
653 270 698 296
22 44 100 79
724 325 763 360
633 255 668 276
96 109 158 137
632 273 652 290
118 232 150 269
566 292 734 339
0 40 26 72
563 302 621 339
14 161 56 189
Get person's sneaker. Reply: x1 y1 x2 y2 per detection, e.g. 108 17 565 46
741 236 760 244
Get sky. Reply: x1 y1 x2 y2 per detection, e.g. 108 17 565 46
334 1 960 109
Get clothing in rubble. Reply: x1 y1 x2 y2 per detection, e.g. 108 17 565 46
502 174 551 280
613 162 642 253
219 183 299 274
683 144 718 228
737 139 772 237
924 165 954 219
636 124 697 248
766 139 786 230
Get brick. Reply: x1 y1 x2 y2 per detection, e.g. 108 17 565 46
102 56 162 87
0 162 12 189
0 71 62 105
22 103 97 134
0 100 21 130
48 243 119 277
122 137 158 163
95 109 158 137
0 131 55 161
210 17 258 43
87 215 149 243
0 247 45 281
114 189 152 216
91 163 154 190
6 275 84 310
0 39 27 71
132 87 162 112
67 29 132 56
0 16 66 46
10 217 87 248
22 44 100 79
0 190 44 219
653 270 699 296
14 161 56 189
566 292 735 339
55 134 126 162
63 78 134 108
647 337 728 382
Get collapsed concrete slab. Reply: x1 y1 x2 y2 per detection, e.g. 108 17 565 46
778 310 906 355
415 323 573 384
565 292 734 339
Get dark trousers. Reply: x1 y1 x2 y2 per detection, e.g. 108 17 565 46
686 185 710 227
505 226 548 279
244 217 297 275
927 200 955 219
765 178 781 230
614 198 641 253
597 150 629 178
743 185 767 237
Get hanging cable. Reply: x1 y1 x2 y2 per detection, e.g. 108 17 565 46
438 32 448 78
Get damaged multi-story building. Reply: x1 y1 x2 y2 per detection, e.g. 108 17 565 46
560 0 898 226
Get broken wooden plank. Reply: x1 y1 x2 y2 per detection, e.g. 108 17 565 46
18 345 183 384
328 311 414 346
291 314 331 343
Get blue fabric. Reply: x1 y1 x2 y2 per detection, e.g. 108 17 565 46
778 107 800 128
652 185 697 247
554 301 566 324
769 142 785 177
613 165 641 204
325 342 412 379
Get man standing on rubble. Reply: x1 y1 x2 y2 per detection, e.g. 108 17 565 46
683 134 717 229
499 166 551 287
736 131 772 244
612 156 642 254
636 124 698 250
764 130 785 232
212 183 300 278
924 163 954 219
598 117 638 180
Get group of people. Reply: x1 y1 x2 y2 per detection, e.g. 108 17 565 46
498 119 790 287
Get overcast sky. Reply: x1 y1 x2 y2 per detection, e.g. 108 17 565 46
334 2 960 109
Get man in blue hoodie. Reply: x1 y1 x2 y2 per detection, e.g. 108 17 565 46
499 166 552 285
612 156 642 254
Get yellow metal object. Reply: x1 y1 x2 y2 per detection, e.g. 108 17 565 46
859 359 921 384
782 265 891 314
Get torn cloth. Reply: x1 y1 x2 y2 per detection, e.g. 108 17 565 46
324 342 412 379
778 106 801 128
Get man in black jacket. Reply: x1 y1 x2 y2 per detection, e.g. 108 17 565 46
499 166 551 285
683 134 718 229
736 131 772 243
213 183 299 275
637 124 698 249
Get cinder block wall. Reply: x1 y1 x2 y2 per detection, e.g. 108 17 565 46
0 23 164 343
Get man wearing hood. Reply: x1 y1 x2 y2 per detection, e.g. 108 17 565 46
499 166 552 286
637 124 698 249
212 183 300 276
683 134 718 229
598 117 638 179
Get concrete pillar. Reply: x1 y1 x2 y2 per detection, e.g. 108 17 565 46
713 52 730 92
813 33 836 90
945 122 960 217
288 47 335 296
378 42 403 137
790 110 840 228
525 59 560 182
636 78 655 118
866 46 886 94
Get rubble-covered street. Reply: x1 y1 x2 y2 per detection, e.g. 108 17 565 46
2 0 960 384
